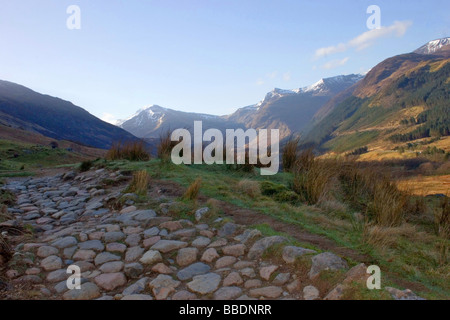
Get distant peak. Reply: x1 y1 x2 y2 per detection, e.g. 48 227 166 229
414 37 450 54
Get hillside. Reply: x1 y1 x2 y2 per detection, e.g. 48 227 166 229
304 39 450 156
0 80 142 149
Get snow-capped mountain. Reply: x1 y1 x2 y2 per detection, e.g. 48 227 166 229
414 37 450 54
118 74 364 139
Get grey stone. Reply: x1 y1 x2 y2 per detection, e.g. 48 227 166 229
104 231 125 243
122 277 149 295
78 240 105 252
63 282 101 300
282 246 316 264
52 236 78 249
151 240 188 253
187 273 221 295
177 262 211 281
213 287 243 300
139 250 162 265
99 261 124 273
125 246 145 262
308 252 348 279
94 252 121 266
124 263 144 278
41 255 63 271
247 236 288 259
37 246 59 258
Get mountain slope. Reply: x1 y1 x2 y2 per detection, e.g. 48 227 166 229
0 80 141 149
304 38 450 153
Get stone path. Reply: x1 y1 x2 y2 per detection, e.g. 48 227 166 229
0 168 424 300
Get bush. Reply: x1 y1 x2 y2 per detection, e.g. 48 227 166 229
183 178 202 201
79 160 93 172
127 170 150 196
282 138 299 172
158 130 175 162
237 179 261 198
260 181 289 196
106 141 150 161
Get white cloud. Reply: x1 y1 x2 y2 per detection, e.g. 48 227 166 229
256 78 265 86
314 20 413 59
322 57 349 70
283 72 291 81
101 112 118 124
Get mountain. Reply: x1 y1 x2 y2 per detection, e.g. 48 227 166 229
119 74 363 140
0 80 141 149
304 37 450 153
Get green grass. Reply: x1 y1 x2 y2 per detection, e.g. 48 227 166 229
323 131 380 153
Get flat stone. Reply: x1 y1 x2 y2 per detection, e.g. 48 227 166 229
63 246 77 259
122 277 148 295
143 236 161 248
37 246 59 258
303 285 320 300
88 232 104 240
94 252 121 266
222 244 246 257
151 240 188 253
99 261 124 273
186 273 221 295
52 236 78 249
308 252 348 279
120 206 137 214
249 286 283 299
177 262 211 281
125 246 145 262
72 261 96 272
73 250 96 261
159 221 183 232
214 287 242 300
282 246 316 264
41 255 63 271
195 207 209 222
25 268 41 275
124 263 144 279
143 227 160 238
191 236 211 248
152 263 173 274
244 279 262 289
125 234 141 247
139 250 162 265
149 274 181 290
176 247 199 267
172 290 197 300
260 265 278 281
201 248 220 263
272 273 290 285
106 243 127 253
46 269 68 283
104 231 125 243
78 240 105 252
208 238 227 248
95 273 127 291
215 256 237 269
121 294 153 300
247 236 287 259
63 282 101 300
223 272 243 286
218 222 238 238
234 229 262 244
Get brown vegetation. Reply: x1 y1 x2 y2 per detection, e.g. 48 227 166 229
106 140 150 161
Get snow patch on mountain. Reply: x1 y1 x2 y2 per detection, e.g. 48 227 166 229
414 37 450 54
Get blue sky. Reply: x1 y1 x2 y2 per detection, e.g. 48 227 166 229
0 0 448 122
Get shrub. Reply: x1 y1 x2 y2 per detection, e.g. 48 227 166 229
106 141 150 161
79 160 93 172
127 170 150 196
237 179 261 198
282 138 299 172
260 181 289 196
183 178 202 201
158 130 175 162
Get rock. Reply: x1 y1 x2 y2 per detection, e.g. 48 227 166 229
385 287 425 300
41 255 63 271
234 229 262 244
125 234 141 247
63 282 101 300
208 238 228 248
72 261 96 272
195 207 209 222
120 206 137 214
172 290 197 300
143 236 161 248
125 246 145 262
123 226 143 235
177 262 211 281
215 256 237 269
144 227 160 238
95 273 127 291
286 280 300 294
222 244 246 257
201 248 220 263
106 243 127 253
133 209 157 222
223 272 243 286
122 277 148 295
247 236 287 259
303 285 320 300
260 265 278 281
308 252 348 279
46 269 68 282
187 273 221 295
52 236 78 249
124 263 144 278
191 236 211 248
244 279 262 289
78 240 105 252
121 294 153 300
282 246 316 264
149 275 181 293
99 261 124 273
249 286 283 299
151 263 173 274
73 250 96 261
104 231 125 243
140 250 162 265
25 268 41 275
272 273 290 285
151 240 188 253
240 268 256 278
218 222 238 238
37 246 59 258
88 232 104 240
176 247 199 267
214 287 243 300
94 252 121 266
233 261 255 269
159 221 183 232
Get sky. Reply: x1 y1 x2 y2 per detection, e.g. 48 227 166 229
0 0 449 123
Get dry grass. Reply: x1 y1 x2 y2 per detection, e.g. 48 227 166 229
236 179 261 198
127 170 150 196
363 223 418 250
435 198 449 266
282 138 299 172
157 130 175 162
397 175 450 196
183 178 202 201
106 140 150 161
